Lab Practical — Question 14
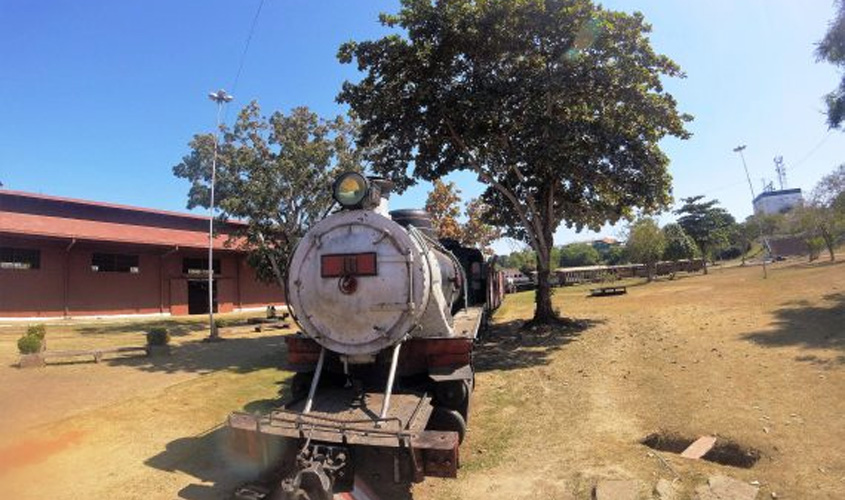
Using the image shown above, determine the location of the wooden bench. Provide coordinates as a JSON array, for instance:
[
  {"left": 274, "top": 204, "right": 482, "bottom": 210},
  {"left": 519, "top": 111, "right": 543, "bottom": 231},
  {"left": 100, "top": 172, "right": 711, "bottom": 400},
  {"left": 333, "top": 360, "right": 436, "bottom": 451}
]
[
  {"left": 589, "top": 286, "right": 627, "bottom": 297},
  {"left": 41, "top": 346, "right": 149, "bottom": 364}
]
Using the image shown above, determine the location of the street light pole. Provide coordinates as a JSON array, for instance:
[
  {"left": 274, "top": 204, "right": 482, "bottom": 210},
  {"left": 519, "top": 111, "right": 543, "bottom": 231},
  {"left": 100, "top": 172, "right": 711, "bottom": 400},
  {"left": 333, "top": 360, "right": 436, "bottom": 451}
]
[
  {"left": 207, "top": 89, "right": 233, "bottom": 340},
  {"left": 733, "top": 145, "right": 767, "bottom": 279}
]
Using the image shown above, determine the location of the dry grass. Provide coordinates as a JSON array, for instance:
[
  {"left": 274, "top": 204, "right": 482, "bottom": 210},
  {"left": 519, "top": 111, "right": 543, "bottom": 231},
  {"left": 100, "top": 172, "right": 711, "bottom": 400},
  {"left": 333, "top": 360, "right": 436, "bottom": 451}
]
[
  {"left": 416, "top": 257, "right": 845, "bottom": 500},
  {"left": 0, "top": 258, "right": 843, "bottom": 499}
]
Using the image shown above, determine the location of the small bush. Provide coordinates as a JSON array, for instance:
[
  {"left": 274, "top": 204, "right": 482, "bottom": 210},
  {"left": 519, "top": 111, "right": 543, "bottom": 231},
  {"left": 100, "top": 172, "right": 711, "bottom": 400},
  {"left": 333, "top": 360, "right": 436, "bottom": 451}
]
[
  {"left": 26, "top": 324, "right": 47, "bottom": 340},
  {"left": 18, "top": 334, "right": 42, "bottom": 354},
  {"left": 146, "top": 327, "right": 170, "bottom": 346}
]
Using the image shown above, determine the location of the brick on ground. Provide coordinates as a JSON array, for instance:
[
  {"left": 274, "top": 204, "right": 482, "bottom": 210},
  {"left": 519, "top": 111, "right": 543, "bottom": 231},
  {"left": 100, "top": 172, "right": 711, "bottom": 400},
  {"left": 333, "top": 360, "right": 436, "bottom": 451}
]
[{"left": 681, "top": 436, "right": 717, "bottom": 459}]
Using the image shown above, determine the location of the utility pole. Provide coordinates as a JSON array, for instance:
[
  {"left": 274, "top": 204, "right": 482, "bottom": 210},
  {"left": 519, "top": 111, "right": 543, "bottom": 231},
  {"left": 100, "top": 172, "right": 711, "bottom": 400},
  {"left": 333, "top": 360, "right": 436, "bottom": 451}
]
[
  {"left": 733, "top": 145, "right": 767, "bottom": 279},
  {"left": 207, "top": 89, "right": 234, "bottom": 341}
]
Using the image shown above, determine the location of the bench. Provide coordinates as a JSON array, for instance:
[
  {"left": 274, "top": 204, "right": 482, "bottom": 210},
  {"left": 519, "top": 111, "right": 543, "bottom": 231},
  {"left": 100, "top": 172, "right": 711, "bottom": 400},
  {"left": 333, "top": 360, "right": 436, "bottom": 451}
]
[
  {"left": 589, "top": 286, "right": 627, "bottom": 297},
  {"left": 41, "top": 346, "right": 150, "bottom": 364}
]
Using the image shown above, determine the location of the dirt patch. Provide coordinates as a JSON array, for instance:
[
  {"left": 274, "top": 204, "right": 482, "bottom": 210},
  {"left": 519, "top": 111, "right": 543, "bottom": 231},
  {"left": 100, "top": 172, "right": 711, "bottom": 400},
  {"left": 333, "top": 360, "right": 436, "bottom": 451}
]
[
  {"left": 641, "top": 432, "right": 761, "bottom": 469},
  {"left": 0, "top": 430, "right": 86, "bottom": 474}
]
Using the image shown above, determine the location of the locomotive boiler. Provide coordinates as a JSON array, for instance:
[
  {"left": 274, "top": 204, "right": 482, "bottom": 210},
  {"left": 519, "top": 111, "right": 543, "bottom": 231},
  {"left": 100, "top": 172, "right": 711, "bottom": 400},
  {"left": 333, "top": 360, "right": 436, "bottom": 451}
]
[{"left": 227, "top": 172, "right": 499, "bottom": 500}]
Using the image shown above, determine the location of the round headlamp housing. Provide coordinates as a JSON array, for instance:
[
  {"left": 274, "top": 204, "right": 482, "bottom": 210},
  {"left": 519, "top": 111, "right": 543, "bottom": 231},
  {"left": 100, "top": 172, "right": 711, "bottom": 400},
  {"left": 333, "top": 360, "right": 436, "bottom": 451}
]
[{"left": 332, "top": 172, "right": 369, "bottom": 208}]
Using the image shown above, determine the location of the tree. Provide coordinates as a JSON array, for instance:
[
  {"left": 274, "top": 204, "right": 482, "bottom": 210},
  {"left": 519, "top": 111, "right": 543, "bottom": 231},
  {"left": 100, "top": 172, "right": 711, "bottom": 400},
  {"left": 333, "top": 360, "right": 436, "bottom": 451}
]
[
  {"left": 603, "top": 245, "right": 627, "bottom": 265},
  {"left": 801, "top": 165, "right": 845, "bottom": 260},
  {"left": 817, "top": 0, "right": 845, "bottom": 129},
  {"left": 731, "top": 219, "right": 759, "bottom": 266},
  {"left": 626, "top": 217, "right": 665, "bottom": 282},
  {"left": 558, "top": 243, "right": 600, "bottom": 267},
  {"left": 662, "top": 223, "right": 696, "bottom": 276},
  {"left": 338, "top": 0, "right": 691, "bottom": 323},
  {"left": 499, "top": 249, "right": 538, "bottom": 275},
  {"left": 675, "top": 196, "right": 736, "bottom": 274},
  {"left": 425, "top": 179, "right": 464, "bottom": 239},
  {"left": 461, "top": 198, "right": 502, "bottom": 254},
  {"left": 172, "top": 102, "right": 362, "bottom": 287}
]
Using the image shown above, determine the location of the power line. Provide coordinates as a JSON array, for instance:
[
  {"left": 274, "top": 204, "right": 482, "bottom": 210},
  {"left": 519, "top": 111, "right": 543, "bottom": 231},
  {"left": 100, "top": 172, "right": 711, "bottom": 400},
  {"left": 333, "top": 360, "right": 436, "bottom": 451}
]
[
  {"left": 792, "top": 130, "right": 833, "bottom": 169},
  {"left": 225, "top": 0, "right": 267, "bottom": 121}
]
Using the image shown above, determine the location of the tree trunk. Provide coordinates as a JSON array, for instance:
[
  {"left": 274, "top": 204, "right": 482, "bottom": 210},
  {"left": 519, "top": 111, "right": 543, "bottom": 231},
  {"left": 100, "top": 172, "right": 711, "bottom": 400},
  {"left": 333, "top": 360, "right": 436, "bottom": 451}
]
[
  {"left": 534, "top": 259, "right": 555, "bottom": 322},
  {"left": 531, "top": 184, "right": 557, "bottom": 324},
  {"left": 647, "top": 263, "right": 655, "bottom": 282},
  {"left": 822, "top": 230, "right": 836, "bottom": 261}
]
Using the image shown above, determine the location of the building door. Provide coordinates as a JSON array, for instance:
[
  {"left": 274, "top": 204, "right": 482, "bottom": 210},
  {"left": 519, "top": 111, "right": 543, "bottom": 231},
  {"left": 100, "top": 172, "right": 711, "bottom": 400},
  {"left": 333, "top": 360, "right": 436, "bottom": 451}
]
[{"left": 187, "top": 280, "right": 218, "bottom": 314}]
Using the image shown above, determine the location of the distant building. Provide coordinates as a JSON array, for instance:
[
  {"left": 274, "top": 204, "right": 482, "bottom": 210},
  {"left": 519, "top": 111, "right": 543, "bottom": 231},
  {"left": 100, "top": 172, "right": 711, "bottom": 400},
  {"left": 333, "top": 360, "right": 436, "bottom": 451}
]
[
  {"left": 753, "top": 188, "right": 803, "bottom": 215},
  {"left": 589, "top": 237, "right": 620, "bottom": 252},
  {"left": 0, "top": 190, "right": 284, "bottom": 319},
  {"left": 501, "top": 268, "right": 530, "bottom": 282}
]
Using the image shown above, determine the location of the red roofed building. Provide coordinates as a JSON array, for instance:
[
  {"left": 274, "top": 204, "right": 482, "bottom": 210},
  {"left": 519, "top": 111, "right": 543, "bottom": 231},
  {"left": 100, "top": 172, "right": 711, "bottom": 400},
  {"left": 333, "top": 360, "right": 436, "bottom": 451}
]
[{"left": 0, "top": 190, "right": 285, "bottom": 319}]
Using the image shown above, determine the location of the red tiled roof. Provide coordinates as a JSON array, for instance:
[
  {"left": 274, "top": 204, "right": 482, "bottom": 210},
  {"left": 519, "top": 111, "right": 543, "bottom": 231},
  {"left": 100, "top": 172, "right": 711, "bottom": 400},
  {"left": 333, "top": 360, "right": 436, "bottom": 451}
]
[
  {"left": 0, "top": 189, "right": 238, "bottom": 223},
  {"left": 0, "top": 189, "right": 246, "bottom": 250}
]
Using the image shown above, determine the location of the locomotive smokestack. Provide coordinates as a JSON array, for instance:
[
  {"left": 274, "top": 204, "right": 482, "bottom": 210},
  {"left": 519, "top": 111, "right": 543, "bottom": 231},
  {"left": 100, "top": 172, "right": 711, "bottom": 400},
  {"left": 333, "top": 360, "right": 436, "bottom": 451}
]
[{"left": 369, "top": 177, "right": 393, "bottom": 216}]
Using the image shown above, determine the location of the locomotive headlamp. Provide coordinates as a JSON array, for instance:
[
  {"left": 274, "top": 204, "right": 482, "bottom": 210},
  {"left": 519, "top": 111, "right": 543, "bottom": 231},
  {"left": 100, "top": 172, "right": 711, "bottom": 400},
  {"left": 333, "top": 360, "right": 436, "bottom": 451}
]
[{"left": 333, "top": 172, "right": 369, "bottom": 208}]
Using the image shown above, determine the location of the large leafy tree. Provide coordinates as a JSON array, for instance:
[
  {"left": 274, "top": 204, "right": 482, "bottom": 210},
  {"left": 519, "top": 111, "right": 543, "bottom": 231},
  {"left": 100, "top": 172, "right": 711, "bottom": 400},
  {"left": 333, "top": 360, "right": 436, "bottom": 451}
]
[
  {"left": 817, "top": 0, "right": 845, "bottom": 129},
  {"left": 626, "top": 217, "right": 665, "bottom": 282},
  {"left": 675, "top": 196, "right": 736, "bottom": 274},
  {"left": 173, "top": 102, "right": 363, "bottom": 287},
  {"left": 338, "top": 0, "right": 691, "bottom": 323}
]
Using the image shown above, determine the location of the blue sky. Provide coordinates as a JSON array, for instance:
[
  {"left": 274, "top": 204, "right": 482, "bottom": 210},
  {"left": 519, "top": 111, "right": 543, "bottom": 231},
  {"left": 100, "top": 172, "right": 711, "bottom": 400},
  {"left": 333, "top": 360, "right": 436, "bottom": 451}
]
[{"left": 1, "top": 0, "right": 842, "bottom": 255}]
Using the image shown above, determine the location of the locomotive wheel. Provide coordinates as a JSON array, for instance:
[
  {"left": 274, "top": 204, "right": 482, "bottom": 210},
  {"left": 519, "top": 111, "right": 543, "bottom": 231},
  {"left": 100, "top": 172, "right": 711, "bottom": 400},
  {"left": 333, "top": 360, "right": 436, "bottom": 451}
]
[
  {"left": 434, "top": 380, "right": 470, "bottom": 411},
  {"left": 290, "top": 373, "right": 313, "bottom": 401},
  {"left": 427, "top": 407, "right": 467, "bottom": 444}
]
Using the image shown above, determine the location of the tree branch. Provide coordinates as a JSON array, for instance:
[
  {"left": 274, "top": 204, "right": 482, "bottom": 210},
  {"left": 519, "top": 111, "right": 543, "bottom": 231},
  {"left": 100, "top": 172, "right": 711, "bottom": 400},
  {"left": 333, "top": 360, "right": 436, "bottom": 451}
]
[{"left": 444, "top": 120, "right": 546, "bottom": 253}]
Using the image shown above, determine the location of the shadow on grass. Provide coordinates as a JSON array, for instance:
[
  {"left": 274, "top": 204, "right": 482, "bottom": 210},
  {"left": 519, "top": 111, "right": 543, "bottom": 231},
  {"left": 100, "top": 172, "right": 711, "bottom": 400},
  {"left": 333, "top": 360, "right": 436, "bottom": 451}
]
[
  {"left": 742, "top": 292, "right": 844, "bottom": 363},
  {"left": 77, "top": 317, "right": 253, "bottom": 338},
  {"left": 106, "top": 334, "right": 289, "bottom": 375},
  {"left": 475, "top": 317, "right": 602, "bottom": 372},
  {"left": 144, "top": 420, "right": 290, "bottom": 500}
]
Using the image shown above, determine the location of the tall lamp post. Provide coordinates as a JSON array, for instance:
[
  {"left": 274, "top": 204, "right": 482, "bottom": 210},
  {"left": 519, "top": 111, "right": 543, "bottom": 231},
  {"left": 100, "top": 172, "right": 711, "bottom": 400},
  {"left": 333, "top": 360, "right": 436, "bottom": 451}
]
[
  {"left": 733, "top": 145, "right": 767, "bottom": 279},
  {"left": 207, "top": 89, "right": 233, "bottom": 341}
]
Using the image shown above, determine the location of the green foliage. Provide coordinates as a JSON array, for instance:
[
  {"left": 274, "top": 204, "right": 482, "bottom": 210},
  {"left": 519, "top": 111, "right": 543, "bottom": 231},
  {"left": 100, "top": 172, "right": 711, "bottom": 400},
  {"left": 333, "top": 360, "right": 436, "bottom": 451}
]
[
  {"left": 807, "top": 236, "right": 825, "bottom": 261},
  {"left": 675, "top": 196, "right": 736, "bottom": 270},
  {"left": 662, "top": 223, "right": 697, "bottom": 262},
  {"left": 798, "top": 165, "right": 845, "bottom": 260},
  {"left": 498, "top": 249, "right": 537, "bottom": 275},
  {"left": 173, "top": 102, "right": 363, "bottom": 285},
  {"left": 603, "top": 245, "right": 628, "bottom": 265},
  {"left": 626, "top": 217, "right": 666, "bottom": 281},
  {"left": 17, "top": 334, "right": 42, "bottom": 354},
  {"left": 338, "top": 0, "right": 691, "bottom": 321},
  {"left": 146, "top": 327, "right": 170, "bottom": 346},
  {"left": 26, "top": 324, "right": 47, "bottom": 340},
  {"left": 559, "top": 243, "right": 600, "bottom": 267},
  {"left": 817, "top": 1, "right": 845, "bottom": 129}
]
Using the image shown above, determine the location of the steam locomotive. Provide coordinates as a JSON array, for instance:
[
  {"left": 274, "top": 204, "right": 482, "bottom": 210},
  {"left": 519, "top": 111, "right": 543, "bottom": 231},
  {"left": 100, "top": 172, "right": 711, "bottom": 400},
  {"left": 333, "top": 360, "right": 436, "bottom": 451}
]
[{"left": 228, "top": 172, "right": 503, "bottom": 500}]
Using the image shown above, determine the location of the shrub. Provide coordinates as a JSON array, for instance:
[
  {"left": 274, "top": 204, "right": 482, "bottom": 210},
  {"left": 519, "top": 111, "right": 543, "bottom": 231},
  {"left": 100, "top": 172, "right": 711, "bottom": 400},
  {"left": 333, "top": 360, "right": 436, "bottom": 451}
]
[
  {"left": 26, "top": 324, "right": 47, "bottom": 340},
  {"left": 146, "top": 327, "right": 170, "bottom": 346},
  {"left": 18, "top": 334, "right": 42, "bottom": 354}
]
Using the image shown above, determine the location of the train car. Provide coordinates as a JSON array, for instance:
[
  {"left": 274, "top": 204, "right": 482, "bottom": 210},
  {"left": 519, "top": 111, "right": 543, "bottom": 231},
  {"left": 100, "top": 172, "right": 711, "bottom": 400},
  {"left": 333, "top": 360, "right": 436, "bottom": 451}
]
[{"left": 227, "top": 172, "right": 500, "bottom": 500}]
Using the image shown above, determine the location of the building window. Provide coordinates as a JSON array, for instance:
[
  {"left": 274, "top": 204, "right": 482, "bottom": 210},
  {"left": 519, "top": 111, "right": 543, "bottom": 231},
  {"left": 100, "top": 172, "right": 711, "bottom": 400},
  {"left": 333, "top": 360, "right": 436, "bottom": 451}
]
[
  {"left": 91, "top": 253, "right": 139, "bottom": 273},
  {"left": 183, "top": 257, "right": 221, "bottom": 276},
  {"left": 0, "top": 247, "right": 40, "bottom": 270}
]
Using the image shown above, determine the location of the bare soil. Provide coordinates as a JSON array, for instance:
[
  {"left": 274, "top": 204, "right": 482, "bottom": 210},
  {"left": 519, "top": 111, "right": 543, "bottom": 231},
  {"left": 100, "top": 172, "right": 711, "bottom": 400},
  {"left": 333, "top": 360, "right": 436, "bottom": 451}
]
[{"left": 0, "top": 258, "right": 843, "bottom": 499}]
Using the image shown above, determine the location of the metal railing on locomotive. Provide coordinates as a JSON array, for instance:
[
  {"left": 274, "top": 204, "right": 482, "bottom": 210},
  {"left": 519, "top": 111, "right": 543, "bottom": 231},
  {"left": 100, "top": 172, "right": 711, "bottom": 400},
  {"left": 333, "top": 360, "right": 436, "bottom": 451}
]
[{"left": 288, "top": 174, "right": 467, "bottom": 423}]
